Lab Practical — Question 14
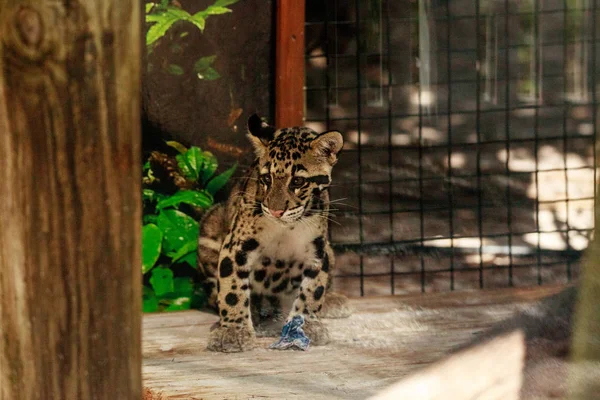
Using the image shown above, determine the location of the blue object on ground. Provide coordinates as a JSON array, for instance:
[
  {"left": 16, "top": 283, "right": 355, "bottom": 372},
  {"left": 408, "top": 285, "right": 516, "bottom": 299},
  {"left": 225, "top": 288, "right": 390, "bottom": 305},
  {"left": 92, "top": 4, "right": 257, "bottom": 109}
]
[{"left": 269, "top": 315, "right": 310, "bottom": 351}]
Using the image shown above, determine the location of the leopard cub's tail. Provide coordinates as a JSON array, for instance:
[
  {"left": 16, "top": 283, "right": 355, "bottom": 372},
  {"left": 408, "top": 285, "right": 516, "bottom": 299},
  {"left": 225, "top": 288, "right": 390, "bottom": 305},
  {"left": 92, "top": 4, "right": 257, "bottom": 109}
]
[{"left": 197, "top": 203, "right": 228, "bottom": 310}]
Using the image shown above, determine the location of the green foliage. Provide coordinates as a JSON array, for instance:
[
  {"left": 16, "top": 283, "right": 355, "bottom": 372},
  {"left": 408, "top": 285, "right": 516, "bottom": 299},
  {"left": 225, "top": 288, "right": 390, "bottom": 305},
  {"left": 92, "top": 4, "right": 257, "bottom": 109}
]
[
  {"left": 142, "top": 224, "right": 163, "bottom": 274},
  {"left": 146, "top": 5, "right": 206, "bottom": 46},
  {"left": 142, "top": 140, "right": 236, "bottom": 312},
  {"left": 150, "top": 267, "right": 175, "bottom": 296},
  {"left": 156, "top": 190, "right": 213, "bottom": 210},
  {"left": 157, "top": 209, "right": 199, "bottom": 257},
  {"left": 206, "top": 163, "right": 237, "bottom": 196},
  {"left": 194, "top": 56, "right": 221, "bottom": 81},
  {"left": 167, "top": 64, "right": 185, "bottom": 75},
  {"left": 145, "top": 0, "right": 239, "bottom": 78}
]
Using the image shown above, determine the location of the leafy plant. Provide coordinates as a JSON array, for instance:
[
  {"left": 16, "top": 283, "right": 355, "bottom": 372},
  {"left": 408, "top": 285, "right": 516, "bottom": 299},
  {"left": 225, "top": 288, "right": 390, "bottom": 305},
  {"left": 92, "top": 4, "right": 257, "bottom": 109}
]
[
  {"left": 145, "top": 0, "right": 239, "bottom": 79},
  {"left": 142, "top": 140, "right": 236, "bottom": 312}
]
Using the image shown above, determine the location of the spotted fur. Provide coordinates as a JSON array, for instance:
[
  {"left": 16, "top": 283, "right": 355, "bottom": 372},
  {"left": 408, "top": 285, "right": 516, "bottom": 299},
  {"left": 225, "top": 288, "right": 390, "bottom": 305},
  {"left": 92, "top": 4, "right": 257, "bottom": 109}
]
[{"left": 198, "top": 114, "right": 351, "bottom": 352}]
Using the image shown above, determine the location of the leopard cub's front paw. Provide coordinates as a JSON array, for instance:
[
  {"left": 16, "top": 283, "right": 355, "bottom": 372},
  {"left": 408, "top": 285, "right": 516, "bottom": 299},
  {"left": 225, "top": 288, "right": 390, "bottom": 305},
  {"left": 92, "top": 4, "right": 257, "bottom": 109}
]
[
  {"left": 207, "top": 323, "right": 255, "bottom": 353},
  {"left": 303, "top": 319, "right": 330, "bottom": 346}
]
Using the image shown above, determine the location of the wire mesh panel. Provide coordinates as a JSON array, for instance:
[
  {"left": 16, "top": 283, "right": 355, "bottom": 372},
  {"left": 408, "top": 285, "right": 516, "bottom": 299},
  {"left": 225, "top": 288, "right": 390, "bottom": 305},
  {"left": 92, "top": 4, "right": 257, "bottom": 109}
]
[{"left": 304, "top": 0, "right": 598, "bottom": 296}]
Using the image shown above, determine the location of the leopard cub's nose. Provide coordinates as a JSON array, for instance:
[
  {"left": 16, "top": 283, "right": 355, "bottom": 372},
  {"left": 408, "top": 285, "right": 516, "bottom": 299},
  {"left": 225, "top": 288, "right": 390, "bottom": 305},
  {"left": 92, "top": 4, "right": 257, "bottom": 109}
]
[{"left": 269, "top": 209, "right": 284, "bottom": 218}]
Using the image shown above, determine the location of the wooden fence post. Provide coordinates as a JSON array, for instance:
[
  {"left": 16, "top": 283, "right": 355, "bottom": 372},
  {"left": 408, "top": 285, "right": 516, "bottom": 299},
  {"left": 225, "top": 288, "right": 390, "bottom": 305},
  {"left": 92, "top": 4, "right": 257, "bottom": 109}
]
[
  {"left": 568, "top": 143, "right": 600, "bottom": 397},
  {"left": 0, "top": 1, "right": 141, "bottom": 399},
  {"left": 275, "top": 0, "right": 305, "bottom": 127}
]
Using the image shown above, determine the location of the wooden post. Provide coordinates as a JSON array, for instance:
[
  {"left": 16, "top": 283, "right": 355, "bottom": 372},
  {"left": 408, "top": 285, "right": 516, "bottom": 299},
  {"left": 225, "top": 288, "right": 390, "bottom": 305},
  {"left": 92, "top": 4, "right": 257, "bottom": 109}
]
[
  {"left": 568, "top": 142, "right": 600, "bottom": 397},
  {"left": 275, "top": 0, "right": 305, "bottom": 127},
  {"left": 0, "top": 1, "right": 141, "bottom": 399}
]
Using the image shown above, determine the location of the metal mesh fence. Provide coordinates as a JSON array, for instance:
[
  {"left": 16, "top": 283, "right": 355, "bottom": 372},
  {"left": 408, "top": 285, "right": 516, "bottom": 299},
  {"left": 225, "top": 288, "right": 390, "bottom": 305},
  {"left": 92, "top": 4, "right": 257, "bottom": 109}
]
[{"left": 304, "top": 0, "right": 598, "bottom": 296}]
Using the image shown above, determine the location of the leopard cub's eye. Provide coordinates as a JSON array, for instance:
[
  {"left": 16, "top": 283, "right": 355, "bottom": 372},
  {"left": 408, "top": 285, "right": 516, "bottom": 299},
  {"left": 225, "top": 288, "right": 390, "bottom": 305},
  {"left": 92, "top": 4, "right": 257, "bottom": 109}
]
[
  {"left": 260, "top": 174, "right": 272, "bottom": 185},
  {"left": 290, "top": 176, "right": 306, "bottom": 188}
]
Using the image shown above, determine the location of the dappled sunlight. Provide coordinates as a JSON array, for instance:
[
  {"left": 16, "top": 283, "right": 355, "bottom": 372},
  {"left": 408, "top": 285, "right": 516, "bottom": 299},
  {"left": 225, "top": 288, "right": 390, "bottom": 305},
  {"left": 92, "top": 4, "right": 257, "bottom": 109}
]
[
  {"left": 495, "top": 145, "right": 595, "bottom": 251},
  {"left": 347, "top": 130, "right": 371, "bottom": 145},
  {"left": 443, "top": 152, "right": 467, "bottom": 169},
  {"left": 410, "top": 89, "right": 436, "bottom": 107}
]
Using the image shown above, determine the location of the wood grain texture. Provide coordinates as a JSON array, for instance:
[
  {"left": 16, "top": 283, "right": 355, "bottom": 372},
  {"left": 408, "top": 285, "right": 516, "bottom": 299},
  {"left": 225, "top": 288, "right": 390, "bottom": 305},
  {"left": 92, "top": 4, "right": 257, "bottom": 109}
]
[
  {"left": 568, "top": 121, "right": 600, "bottom": 399},
  {"left": 142, "top": 285, "right": 565, "bottom": 399},
  {"left": 275, "top": 0, "right": 305, "bottom": 127},
  {"left": 0, "top": 1, "right": 141, "bottom": 399},
  {"left": 368, "top": 331, "right": 525, "bottom": 400}
]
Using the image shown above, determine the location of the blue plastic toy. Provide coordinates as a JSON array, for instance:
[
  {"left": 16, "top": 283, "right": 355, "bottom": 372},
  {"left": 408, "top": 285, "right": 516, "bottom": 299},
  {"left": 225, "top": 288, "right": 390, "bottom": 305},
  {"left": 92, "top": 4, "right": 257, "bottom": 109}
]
[{"left": 269, "top": 315, "right": 310, "bottom": 351}]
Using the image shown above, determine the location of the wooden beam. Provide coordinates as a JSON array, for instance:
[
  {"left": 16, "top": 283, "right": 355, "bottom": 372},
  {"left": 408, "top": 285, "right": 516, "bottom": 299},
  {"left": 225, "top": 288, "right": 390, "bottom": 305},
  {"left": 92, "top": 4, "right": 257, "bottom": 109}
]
[
  {"left": 368, "top": 331, "right": 525, "bottom": 400},
  {"left": 0, "top": 1, "right": 141, "bottom": 399},
  {"left": 275, "top": 0, "right": 305, "bottom": 127}
]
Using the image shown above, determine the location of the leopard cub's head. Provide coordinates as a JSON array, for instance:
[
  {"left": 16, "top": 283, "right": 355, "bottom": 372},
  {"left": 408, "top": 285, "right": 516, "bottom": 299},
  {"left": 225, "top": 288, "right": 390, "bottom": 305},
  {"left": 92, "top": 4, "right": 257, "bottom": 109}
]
[{"left": 246, "top": 114, "right": 343, "bottom": 224}]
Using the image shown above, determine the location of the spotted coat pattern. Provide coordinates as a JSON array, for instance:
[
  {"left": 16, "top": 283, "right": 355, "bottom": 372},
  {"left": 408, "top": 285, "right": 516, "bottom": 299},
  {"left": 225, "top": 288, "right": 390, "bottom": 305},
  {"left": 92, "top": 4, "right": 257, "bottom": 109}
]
[{"left": 198, "top": 115, "right": 347, "bottom": 352}]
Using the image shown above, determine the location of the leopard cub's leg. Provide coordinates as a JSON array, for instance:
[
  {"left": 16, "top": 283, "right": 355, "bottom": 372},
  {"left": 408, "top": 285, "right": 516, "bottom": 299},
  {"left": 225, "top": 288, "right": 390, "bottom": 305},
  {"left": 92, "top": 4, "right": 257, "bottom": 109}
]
[
  {"left": 287, "top": 236, "right": 332, "bottom": 345},
  {"left": 207, "top": 234, "right": 261, "bottom": 353},
  {"left": 320, "top": 243, "right": 353, "bottom": 319}
]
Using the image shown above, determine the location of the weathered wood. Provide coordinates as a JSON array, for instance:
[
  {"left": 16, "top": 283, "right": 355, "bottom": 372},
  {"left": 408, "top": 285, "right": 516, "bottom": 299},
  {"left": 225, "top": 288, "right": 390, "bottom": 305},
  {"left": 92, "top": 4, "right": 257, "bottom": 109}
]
[
  {"left": 275, "top": 0, "right": 305, "bottom": 127},
  {"left": 0, "top": 1, "right": 141, "bottom": 399},
  {"left": 142, "top": 285, "right": 564, "bottom": 399},
  {"left": 368, "top": 331, "right": 525, "bottom": 400},
  {"left": 568, "top": 126, "right": 600, "bottom": 399}
]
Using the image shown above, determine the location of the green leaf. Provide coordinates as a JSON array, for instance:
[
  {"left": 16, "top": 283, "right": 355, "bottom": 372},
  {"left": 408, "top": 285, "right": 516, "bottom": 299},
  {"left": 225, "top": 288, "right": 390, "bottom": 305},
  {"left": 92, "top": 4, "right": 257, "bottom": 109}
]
[
  {"left": 166, "top": 141, "right": 188, "bottom": 154},
  {"left": 164, "top": 297, "right": 191, "bottom": 311},
  {"left": 150, "top": 267, "right": 174, "bottom": 296},
  {"left": 143, "top": 189, "right": 166, "bottom": 204},
  {"left": 142, "top": 224, "right": 163, "bottom": 274},
  {"left": 197, "top": 67, "right": 220, "bottom": 81},
  {"left": 179, "top": 251, "right": 197, "bottom": 268},
  {"left": 167, "top": 64, "right": 185, "bottom": 75},
  {"left": 170, "top": 240, "right": 197, "bottom": 263},
  {"left": 195, "top": 0, "right": 239, "bottom": 20},
  {"left": 176, "top": 146, "right": 214, "bottom": 182},
  {"left": 184, "top": 147, "right": 204, "bottom": 180},
  {"left": 200, "top": 151, "right": 218, "bottom": 184},
  {"left": 143, "top": 189, "right": 154, "bottom": 201},
  {"left": 194, "top": 56, "right": 220, "bottom": 80},
  {"left": 145, "top": 13, "right": 164, "bottom": 22},
  {"left": 213, "top": 0, "right": 240, "bottom": 6},
  {"left": 175, "top": 153, "right": 194, "bottom": 180},
  {"left": 146, "top": 13, "right": 178, "bottom": 46},
  {"left": 203, "top": 6, "right": 232, "bottom": 15},
  {"left": 193, "top": 55, "right": 216, "bottom": 72},
  {"left": 143, "top": 161, "right": 151, "bottom": 171},
  {"left": 188, "top": 14, "right": 206, "bottom": 31},
  {"left": 173, "top": 277, "right": 194, "bottom": 297},
  {"left": 146, "top": 7, "right": 196, "bottom": 46},
  {"left": 206, "top": 163, "right": 237, "bottom": 195},
  {"left": 145, "top": 3, "right": 155, "bottom": 13},
  {"left": 156, "top": 209, "right": 199, "bottom": 255},
  {"left": 143, "top": 286, "right": 159, "bottom": 313},
  {"left": 156, "top": 190, "right": 213, "bottom": 210}
]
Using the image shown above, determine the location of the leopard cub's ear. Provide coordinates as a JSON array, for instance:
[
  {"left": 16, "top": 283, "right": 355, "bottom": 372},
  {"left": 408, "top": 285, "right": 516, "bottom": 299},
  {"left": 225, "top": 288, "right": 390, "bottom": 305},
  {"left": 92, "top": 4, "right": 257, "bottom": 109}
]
[
  {"left": 247, "top": 114, "right": 276, "bottom": 157},
  {"left": 311, "top": 130, "right": 343, "bottom": 165}
]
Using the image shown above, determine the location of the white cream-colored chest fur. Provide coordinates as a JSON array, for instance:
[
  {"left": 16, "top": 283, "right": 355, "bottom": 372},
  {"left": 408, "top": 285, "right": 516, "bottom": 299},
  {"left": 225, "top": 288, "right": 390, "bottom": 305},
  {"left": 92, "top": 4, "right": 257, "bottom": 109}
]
[{"left": 248, "top": 215, "right": 323, "bottom": 297}]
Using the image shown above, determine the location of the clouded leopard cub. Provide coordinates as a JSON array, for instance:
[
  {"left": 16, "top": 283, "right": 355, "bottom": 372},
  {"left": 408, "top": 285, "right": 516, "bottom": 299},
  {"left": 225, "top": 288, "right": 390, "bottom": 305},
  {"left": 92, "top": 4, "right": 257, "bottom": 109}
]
[{"left": 197, "top": 114, "right": 351, "bottom": 352}]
